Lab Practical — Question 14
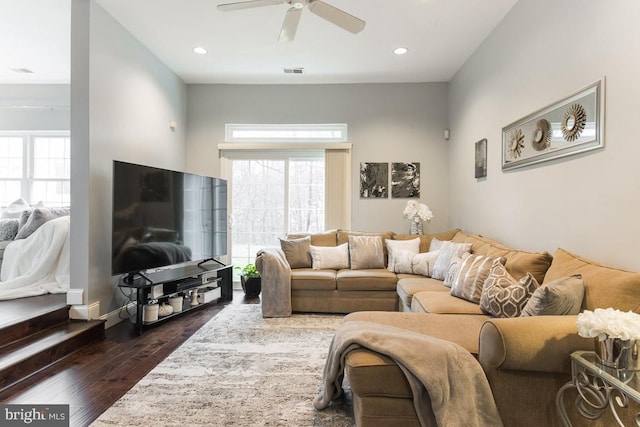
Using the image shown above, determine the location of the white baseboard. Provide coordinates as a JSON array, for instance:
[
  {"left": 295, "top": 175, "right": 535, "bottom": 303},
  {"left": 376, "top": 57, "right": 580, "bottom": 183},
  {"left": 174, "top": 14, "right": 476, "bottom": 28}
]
[
  {"left": 69, "top": 301, "right": 100, "bottom": 320},
  {"left": 100, "top": 302, "right": 136, "bottom": 329}
]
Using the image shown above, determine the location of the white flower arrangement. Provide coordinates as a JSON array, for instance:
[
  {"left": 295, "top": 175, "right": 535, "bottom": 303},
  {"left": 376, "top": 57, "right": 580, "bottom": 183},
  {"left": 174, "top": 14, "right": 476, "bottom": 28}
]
[
  {"left": 576, "top": 308, "right": 640, "bottom": 341},
  {"left": 403, "top": 200, "right": 433, "bottom": 223}
]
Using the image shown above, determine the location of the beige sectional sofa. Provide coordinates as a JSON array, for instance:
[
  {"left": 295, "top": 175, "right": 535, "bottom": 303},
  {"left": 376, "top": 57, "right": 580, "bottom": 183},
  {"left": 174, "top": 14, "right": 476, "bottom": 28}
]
[{"left": 257, "top": 229, "right": 640, "bottom": 426}]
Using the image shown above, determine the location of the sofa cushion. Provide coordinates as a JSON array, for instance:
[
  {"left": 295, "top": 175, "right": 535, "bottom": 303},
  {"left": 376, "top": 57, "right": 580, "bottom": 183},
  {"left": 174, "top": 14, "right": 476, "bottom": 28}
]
[
  {"left": 397, "top": 277, "right": 449, "bottom": 310},
  {"left": 450, "top": 253, "right": 506, "bottom": 304},
  {"left": 452, "top": 231, "right": 553, "bottom": 284},
  {"left": 521, "top": 274, "right": 584, "bottom": 316},
  {"left": 279, "top": 236, "right": 312, "bottom": 268},
  {"left": 309, "top": 243, "right": 349, "bottom": 270},
  {"left": 336, "top": 269, "right": 398, "bottom": 291},
  {"left": 392, "top": 228, "right": 460, "bottom": 253},
  {"left": 287, "top": 229, "right": 337, "bottom": 247},
  {"left": 411, "top": 291, "right": 485, "bottom": 315},
  {"left": 290, "top": 268, "right": 337, "bottom": 291},
  {"left": 349, "top": 235, "right": 385, "bottom": 269},
  {"left": 543, "top": 248, "right": 640, "bottom": 313},
  {"left": 386, "top": 238, "right": 420, "bottom": 273},
  {"left": 480, "top": 263, "right": 539, "bottom": 318},
  {"left": 430, "top": 240, "right": 472, "bottom": 280}
]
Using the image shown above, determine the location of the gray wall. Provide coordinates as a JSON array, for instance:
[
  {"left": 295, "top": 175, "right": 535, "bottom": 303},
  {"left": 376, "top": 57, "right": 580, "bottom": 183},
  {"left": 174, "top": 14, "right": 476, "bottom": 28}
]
[
  {"left": 448, "top": 0, "right": 640, "bottom": 271},
  {"left": 0, "top": 84, "right": 69, "bottom": 130},
  {"left": 71, "top": 0, "right": 187, "bottom": 315},
  {"left": 186, "top": 83, "right": 450, "bottom": 234}
]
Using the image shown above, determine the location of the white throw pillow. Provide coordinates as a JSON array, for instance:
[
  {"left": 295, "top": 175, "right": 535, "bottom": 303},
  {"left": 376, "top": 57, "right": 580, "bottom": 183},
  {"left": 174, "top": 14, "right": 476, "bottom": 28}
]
[
  {"left": 386, "top": 238, "right": 420, "bottom": 272},
  {"left": 431, "top": 240, "right": 472, "bottom": 280},
  {"left": 411, "top": 250, "right": 440, "bottom": 277},
  {"left": 387, "top": 249, "right": 415, "bottom": 274},
  {"left": 310, "top": 243, "right": 350, "bottom": 270},
  {"left": 0, "top": 198, "right": 30, "bottom": 219}
]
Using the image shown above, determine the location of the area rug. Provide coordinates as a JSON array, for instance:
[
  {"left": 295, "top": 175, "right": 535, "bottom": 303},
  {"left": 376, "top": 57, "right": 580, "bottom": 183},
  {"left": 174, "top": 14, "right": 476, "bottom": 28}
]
[{"left": 92, "top": 304, "right": 354, "bottom": 426}]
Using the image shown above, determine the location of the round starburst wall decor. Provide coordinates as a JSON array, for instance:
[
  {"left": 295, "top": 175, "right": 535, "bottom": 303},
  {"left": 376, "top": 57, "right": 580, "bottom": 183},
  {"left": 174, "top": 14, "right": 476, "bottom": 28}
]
[
  {"left": 532, "top": 119, "right": 551, "bottom": 151},
  {"left": 508, "top": 128, "right": 525, "bottom": 159},
  {"left": 561, "top": 103, "right": 587, "bottom": 142}
]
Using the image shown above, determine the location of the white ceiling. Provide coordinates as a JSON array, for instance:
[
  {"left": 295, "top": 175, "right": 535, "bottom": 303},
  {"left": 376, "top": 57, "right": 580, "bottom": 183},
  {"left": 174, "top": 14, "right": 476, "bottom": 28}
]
[{"left": 1, "top": 0, "right": 518, "bottom": 85}]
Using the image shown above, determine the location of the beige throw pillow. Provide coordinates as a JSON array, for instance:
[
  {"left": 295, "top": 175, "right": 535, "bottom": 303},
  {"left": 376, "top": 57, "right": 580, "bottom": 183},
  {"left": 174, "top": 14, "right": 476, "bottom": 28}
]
[
  {"left": 386, "top": 238, "right": 420, "bottom": 272},
  {"left": 279, "top": 236, "right": 312, "bottom": 268},
  {"left": 349, "top": 235, "right": 384, "bottom": 269},
  {"left": 310, "top": 243, "right": 350, "bottom": 270},
  {"left": 412, "top": 250, "right": 440, "bottom": 277},
  {"left": 520, "top": 274, "right": 584, "bottom": 316},
  {"left": 450, "top": 253, "right": 506, "bottom": 303},
  {"left": 431, "top": 240, "right": 472, "bottom": 280},
  {"left": 480, "top": 263, "right": 539, "bottom": 317}
]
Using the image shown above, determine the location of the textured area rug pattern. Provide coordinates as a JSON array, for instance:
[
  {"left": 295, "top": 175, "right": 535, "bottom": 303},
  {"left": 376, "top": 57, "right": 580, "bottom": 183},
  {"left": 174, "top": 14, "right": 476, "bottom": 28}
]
[{"left": 92, "top": 305, "right": 354, "bottom": 426}]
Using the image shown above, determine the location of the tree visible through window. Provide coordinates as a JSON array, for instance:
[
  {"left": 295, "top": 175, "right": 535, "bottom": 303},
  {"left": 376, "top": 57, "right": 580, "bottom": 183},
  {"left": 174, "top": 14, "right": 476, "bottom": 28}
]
[{"left": 231, "top": 157, "right": 324, "bottom": 275}]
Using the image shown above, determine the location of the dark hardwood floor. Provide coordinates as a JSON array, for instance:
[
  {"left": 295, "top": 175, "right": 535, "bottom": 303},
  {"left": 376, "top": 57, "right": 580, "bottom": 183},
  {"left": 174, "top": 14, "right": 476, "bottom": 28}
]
[{"left": 0, "top": 291, "right": 259, "bottom": 427}]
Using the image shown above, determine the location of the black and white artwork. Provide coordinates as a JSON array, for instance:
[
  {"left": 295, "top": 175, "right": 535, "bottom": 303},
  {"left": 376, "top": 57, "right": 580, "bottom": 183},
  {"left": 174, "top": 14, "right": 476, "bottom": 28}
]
[
  {"left": 391, "top": 162, "right": 420, "bottom": 198},
  {"left": 475, "top": 139, "right": 487, "bottom": 178},
  {"left": 360, "top": 163, "right": 388, "bottom": 198}
]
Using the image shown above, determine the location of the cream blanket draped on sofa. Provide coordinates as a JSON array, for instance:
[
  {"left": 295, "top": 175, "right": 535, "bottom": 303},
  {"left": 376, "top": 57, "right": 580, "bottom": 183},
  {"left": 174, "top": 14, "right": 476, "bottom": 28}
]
[{"left": 314, "top": 320, "right": 503, "bottom": 427}]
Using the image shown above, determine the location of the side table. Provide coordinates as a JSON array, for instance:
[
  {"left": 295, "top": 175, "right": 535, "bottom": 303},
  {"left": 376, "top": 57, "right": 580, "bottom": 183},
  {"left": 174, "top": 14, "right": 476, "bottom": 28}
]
[{"left": 556, "top": 350, "right": 640, "bottom": 426}]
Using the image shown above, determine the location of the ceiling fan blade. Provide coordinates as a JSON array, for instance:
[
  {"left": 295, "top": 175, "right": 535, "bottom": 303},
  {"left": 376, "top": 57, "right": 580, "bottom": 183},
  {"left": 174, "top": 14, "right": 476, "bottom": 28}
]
[
  {"left": 217, "top": 0, "right": 285, "bottom": 12},
  {"left": 278, "top": 7, "right": 302, "bottom": 43},
  {"left": 308, "top": 0, "right": 365, "bottom": 34}
]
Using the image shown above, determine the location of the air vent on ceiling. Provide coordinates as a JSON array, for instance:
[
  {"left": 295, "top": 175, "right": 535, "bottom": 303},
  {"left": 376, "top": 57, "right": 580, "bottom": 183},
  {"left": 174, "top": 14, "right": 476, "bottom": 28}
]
[
  {"left": 283, "top": 67, "right": 304, "bottom": 74},
  {"left": 11, "top": 68, "right": 34, "bottom": 74}
]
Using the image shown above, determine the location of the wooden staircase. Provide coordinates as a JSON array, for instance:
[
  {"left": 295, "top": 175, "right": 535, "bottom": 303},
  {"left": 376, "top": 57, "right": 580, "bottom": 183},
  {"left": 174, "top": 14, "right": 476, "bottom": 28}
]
[{"left": 0, "top": 295, "right": 105, "bottom": 392}]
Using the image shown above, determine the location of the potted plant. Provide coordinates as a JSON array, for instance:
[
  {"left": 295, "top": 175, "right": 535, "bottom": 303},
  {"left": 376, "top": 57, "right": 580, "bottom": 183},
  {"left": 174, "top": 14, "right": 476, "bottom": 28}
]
[{"left": 239, "top": 263, "right": 261, "bottom": 298}]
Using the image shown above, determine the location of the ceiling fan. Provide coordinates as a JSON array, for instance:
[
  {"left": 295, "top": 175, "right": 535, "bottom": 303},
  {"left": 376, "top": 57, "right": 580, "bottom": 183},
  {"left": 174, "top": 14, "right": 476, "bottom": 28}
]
[{"left": 217, "top": 0, "right": 366, "bottom": 43}]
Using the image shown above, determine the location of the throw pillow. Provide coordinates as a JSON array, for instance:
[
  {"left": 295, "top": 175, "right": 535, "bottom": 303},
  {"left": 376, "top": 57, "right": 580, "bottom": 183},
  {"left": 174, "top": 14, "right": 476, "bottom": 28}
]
[
  {"left": 310, "top": 243, "right": 350, "bottom": 270},
  {"left": 450, "top": 253, "right": 506, "bottom": 303},
  {"left": 15, "top": 207, "right": 70, "bottom": 240},
  {"left": 0, "top": 198, "right": 30, "bottom": 219},
  {"left": 443, "top": 255, "right": 462, "bottom": 287},
  {"left": 386, "top": 238, "right": 420, "bottom": 272},
  {"left": 279, "top": 236, "right": 312, "bottom": 268},
  {"left": 411, "top": 250, "right": 440, "bottom": 277},
  {"left": 480, "top": 263, "right": 539, "bottom": 318},
  {"left": 349, "top": 235, "right": 384, "bottom": 269},
  {"left": 431, "top": 240, "right": 472, "bottom": 280},
  {"left": 520, "top": 274, "right": 584, "bottom": 317},
  {"left": 0, "top": 218, "right": 19, "bottom": 240},
  {"left": 387, "top": 249, "right": 415, "bottom": 274}
]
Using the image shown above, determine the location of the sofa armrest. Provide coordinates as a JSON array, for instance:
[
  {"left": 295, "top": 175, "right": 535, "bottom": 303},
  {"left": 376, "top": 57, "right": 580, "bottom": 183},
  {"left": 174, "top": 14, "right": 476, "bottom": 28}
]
[{"left": 478, "top": 315, "right": 593, "bottom": 374}]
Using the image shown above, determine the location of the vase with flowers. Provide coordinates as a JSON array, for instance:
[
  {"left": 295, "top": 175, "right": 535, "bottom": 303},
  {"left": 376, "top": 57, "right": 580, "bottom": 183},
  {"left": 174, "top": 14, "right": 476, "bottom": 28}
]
[
  {"left": 403, "top": 200, "right": 433, "bottom": 235},
  {"left": 576, "top": 308, "right": 640, "bottom": 370}
]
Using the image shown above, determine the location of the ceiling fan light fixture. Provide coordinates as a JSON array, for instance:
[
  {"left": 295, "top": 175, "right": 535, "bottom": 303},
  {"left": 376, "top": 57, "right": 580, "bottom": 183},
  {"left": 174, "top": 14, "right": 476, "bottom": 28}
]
[
  {"left": 393, "top": 47, "right": 409, "bottom": 55},
  {"left": 193, "top": 46, "right": 208, "bottom": 55}
]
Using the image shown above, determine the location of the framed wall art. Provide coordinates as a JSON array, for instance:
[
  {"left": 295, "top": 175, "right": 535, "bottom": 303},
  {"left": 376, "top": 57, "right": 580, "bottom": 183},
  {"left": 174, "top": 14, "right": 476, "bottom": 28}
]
[
  {"left": 391, "top": 162, "right": 420, "bottom": 198},
  {"left": 360, "top": 162, "right": 388, "bottom": 198},
  {"left": 475, "top": 139, "right": 487, "bottom": 178},
  {"left": 502, "top": 79, "right": 605, "bottom": 171}
]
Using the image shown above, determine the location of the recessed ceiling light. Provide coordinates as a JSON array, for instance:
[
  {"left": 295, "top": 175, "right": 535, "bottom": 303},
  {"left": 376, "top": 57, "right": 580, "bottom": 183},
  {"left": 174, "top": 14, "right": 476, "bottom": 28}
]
[
  {"left": 393, "top": 47, "right": 409, "bottom": 55},
  {"left": 193, "top": 47, "right": 208, "bottom": 55}
]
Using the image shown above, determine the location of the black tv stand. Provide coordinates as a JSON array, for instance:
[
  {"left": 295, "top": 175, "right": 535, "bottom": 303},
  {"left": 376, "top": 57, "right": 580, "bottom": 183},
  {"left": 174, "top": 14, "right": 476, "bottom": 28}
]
[
  {"left": 197, "top": 257, "right": 226, "bottom": 268},
  {"left": 118, "top": 263, "right": 232, "bottom": 334}
]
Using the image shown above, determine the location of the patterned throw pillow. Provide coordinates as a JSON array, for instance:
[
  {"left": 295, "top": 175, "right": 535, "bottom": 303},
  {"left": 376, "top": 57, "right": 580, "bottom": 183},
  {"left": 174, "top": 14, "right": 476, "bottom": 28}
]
[
  {"left": 0, "top": 218, "right": 19, "bottom": 241},
  {"left": 443, "top": 255, "right": 463, "bottom": 287},
  {"left": 520, "top": 274, "right": 584, "bottom": 316},
  {"left": 386, "top": 238, "right": 420, "bottom": 272},
  {"left": 310, "top": 243, "right": 350, "bottom": 270},
  {"left": 412, "top": 250, "right": 440, "bottom": 277},
  {"left": 279, "top": 236, "right": 312, "bottom": 268},
  {"left": 450, "top": 253, "right": 506, "bottom": 303},
  {"left": 480, "top": 263, "right": 539, "bottom": 317},
  {"left": 349, "top": 235, "right": 385, "bottom": 269},
  {"left": 431, "top": 240, "right": 472, "bottom": 280}
]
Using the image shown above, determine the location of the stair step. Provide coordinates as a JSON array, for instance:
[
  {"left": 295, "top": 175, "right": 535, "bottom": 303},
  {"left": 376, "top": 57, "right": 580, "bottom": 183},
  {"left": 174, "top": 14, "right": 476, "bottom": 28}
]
[
  {"left": 0, "top": 305, "right": 69, "bottom": 349},
  {"left": 0, "top": 320, "right": 105, "bottom": 392}
]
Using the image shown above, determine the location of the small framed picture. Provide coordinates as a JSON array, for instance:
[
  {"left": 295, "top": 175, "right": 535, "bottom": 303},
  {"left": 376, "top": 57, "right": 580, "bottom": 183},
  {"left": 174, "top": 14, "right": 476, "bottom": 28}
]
[
  {"left": 360, "top": 162, "right": 388, "bottom": 198},
  {"left": 475, "top": 139, "right": 487, "bottom": 179}
]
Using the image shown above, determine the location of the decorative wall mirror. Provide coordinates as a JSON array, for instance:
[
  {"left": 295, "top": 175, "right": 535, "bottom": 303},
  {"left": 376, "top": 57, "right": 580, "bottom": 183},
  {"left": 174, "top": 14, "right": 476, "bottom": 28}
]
[{"left": 502, "top": 79, "right": 605, "bottom": 171}]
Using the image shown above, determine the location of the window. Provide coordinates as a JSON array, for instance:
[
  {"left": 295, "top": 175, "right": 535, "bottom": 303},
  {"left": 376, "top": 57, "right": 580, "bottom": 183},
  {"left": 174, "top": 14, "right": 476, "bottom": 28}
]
[
  {"left": 0, "top": 132, "right": 71, "bottom": 207},
  {"left": 226, "top": 123, "right": 348, "bottom": 142}
]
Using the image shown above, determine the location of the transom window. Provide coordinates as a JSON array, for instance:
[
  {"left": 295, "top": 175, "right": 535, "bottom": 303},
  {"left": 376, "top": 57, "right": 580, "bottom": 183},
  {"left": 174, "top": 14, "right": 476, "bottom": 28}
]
[
  {"left": 225, "top": 123, "right": 348, "bottom": 142},
  {"left": 0, "top": 132, "right": 71, "bottom": 207}
]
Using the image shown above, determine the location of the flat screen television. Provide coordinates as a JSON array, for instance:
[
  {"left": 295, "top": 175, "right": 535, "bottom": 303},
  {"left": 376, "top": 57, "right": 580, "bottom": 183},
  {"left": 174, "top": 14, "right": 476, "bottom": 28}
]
[{"left": 111, "top": 160, "right": 227, "bottom": 278}]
